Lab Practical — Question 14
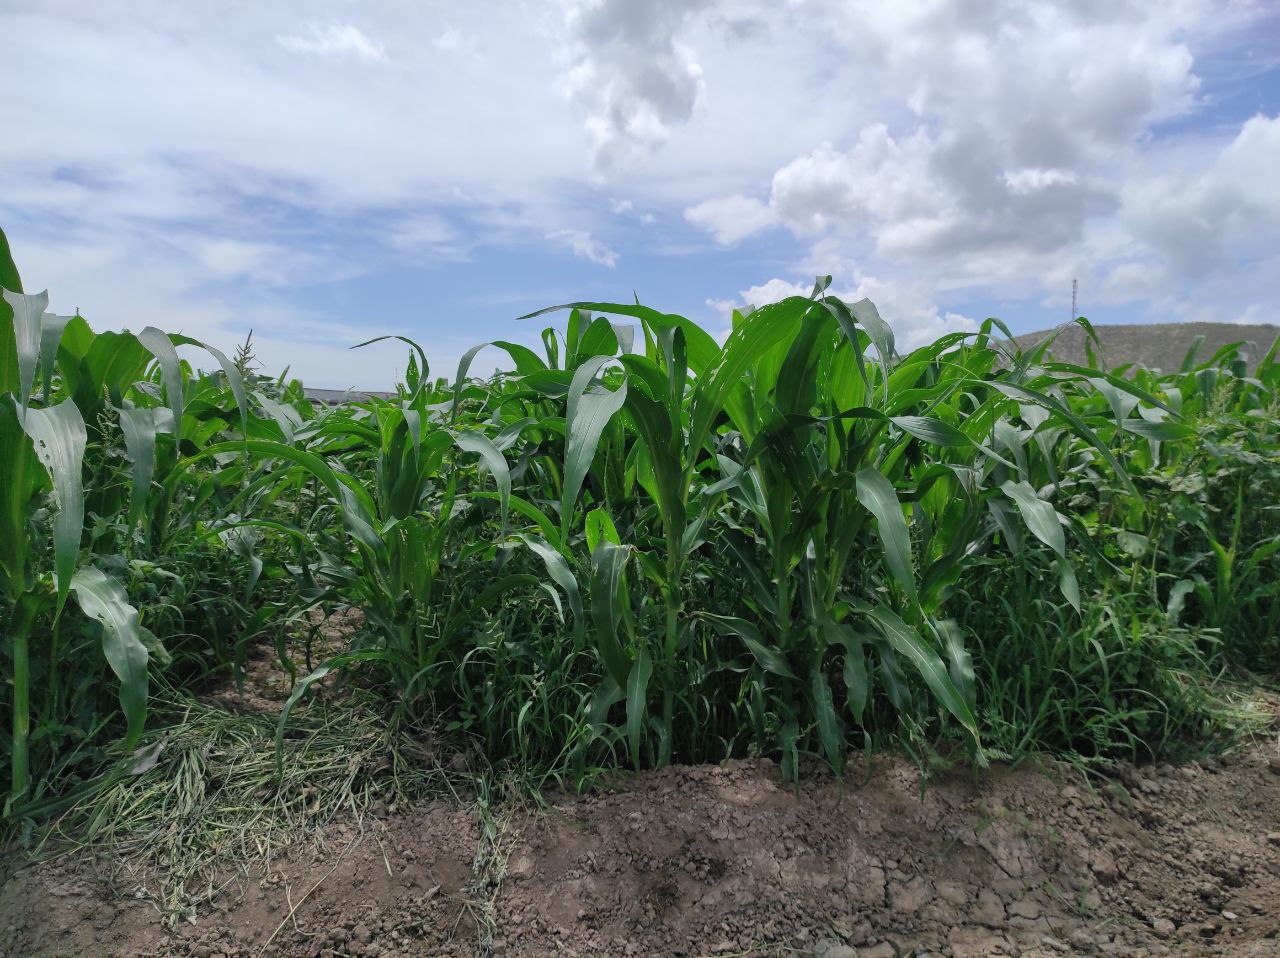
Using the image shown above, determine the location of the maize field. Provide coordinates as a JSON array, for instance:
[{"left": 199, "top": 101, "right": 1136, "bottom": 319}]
[{"left": 2, "top": 222, "right": 1279, "bottom": 825}]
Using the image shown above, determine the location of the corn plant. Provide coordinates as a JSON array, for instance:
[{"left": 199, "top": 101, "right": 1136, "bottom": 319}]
[{"left": 1, "top": 227, "right": 256, "bottom": 813}]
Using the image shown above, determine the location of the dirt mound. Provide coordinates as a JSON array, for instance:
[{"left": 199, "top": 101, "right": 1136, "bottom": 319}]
[
  {"left": 4, "top": 743, "right": 1280, "bottom": 957},
  {"left": 498, "top": 750, "right": 1280, "bottom": 957}
]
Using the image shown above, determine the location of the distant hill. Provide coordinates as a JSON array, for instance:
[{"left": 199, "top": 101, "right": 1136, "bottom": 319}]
[
  {"left": 303, "top": 387, "right": 396, "bottom": 405},
  {"left": 1009, "top": 322, "right": 1279, "bottom": 373}
]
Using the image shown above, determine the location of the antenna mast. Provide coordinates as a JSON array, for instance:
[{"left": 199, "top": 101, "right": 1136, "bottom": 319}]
[{"left": 1070, "top": 279, "right": 1077, "bottom": 321}]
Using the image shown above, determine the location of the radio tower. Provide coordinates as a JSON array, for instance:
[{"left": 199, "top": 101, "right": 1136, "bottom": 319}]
[{"left": 1071, "top": 278, "right": 1077, "bottom": 321}]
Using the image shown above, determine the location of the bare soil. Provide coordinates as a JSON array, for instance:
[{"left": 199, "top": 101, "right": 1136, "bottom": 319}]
[{"left": 4, "top": 733, "right": 1280, "bottom": 958}]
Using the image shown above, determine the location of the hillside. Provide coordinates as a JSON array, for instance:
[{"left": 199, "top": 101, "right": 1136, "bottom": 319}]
[{"left": 1011, "top": 321, "right": 1278, "bottom": 372}]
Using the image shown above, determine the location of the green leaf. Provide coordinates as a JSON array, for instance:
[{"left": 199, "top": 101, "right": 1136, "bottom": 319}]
[
  {"left": 69, "top": 566, "right": 162, "bottom": 748},
  {"left": 866, "top": 606, "right": 979, "bottom": 746},
  {"left": 451, "top": 429, "right": 511, "bottom": 528},
  {"left": 890, "top": 415, "right": 971, "bottom": 447},
  {"left": 585, "top": 507, "right": 621, "bottom": 553},
  {"left": 1000, "top": 480, "right": 1066, "bottom": 557},
  {"left": 626, "top": 647, "right": 652, "bottom": 768},
  {"left": 689, "top": 297, "right": 810, "bottom": 453},
  {"left": 118, "top": 405, "right": 174, "bottom": 526},
  {"left": 4, "top": 288, "right": 46, "bottom": 414},
  {"left": 590, "top": 540, "right": 633, "bottom": 689},
  {"left": 138, "top": 327, "right": 186, "bottom": 446},
  {"left": 855, "top": 468, "right": 918, "bottom": 606},
  {"left": 562, "top": 356, "right": 628, "bottom": 536},
  {"left": 811, "top": 666, "right": 844, "bottom": 773},
  {"left": 18, "top": 399, "right": 86, "bottom": 612},
  {"left": 0, "top": 226, "right": 22, "bottom": 295},
  {"left": 700, "top": 612, "right": 795, "bottom": 678},
  {"left": 0, "top": 403, "right": 42, "bottom": 598}
]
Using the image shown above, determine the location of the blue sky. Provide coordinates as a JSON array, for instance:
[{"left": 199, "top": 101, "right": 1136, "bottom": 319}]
[{"left": 3, "top": 1, "right": 1279, "bottom": 387}]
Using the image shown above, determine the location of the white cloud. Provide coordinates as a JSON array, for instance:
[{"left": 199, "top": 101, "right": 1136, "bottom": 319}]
[
  {"left": 673, "top": 1, "right": 1277, "bottom": 328},
  {"left": 190, "top": 238, "right": 299, "bottom": 284},
  {"left": 560, "top": 0, "right": 709, "bottom": 170},
  {"left": 1123, "top": 113, "right": 1280, "bottom": 276},
  {"left": 719, "top": 274, "right": 976, "bottom": 353},
  {"left": 684, "top": 194, "right": 778, "bottom": 244},
  {"left": 277, "top": 22, "right": 387, "bottom": 62},
  {"left": 432, "top": 29, "right": 463, "bottom": 52},
  {"left": 3, "top": 0, "right": 1277, "bottom": 388},
  {"left": 546, "top": 229, "right": 619, "bottom": 267},
  {"left": 1004, "top": 168, "right": 1079, "bottom": 195},
  {"left": 738, "top": 278, "right": 814, "bottom": 307}
]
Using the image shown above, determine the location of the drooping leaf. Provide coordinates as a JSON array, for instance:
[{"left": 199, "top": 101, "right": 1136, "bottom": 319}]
[
  {"left": 700, "top": 612, "right": 795, "bottom": 678},
  {"left": 810, "top": 666, "right": 844, "bottom": 773},
  {"left": 38, "top": 313, "right": 73, "bottom": 403},
  {"left": 69, "top": 566, "right": 163, "bottom": 747},
  {"left": 452, "top": 429, "right": 511, "bottom": 528},
  {"left": 118, "top": 405, "right": 174, "bottom": 526},
  {"left": 866, "top": 606, "right": 980, "bottom": 747},
  {"left": 4, "top": 288, "right": 47, "bottom": 414},
  {"left": 18, "top": 398, "right": 87, "bottom": 612},
  {"left": 855, "top": 468, "right": 918, "bottom": 607},
  {"left": 1000, "top": 480, "right": 1066, "bottom": 557},
  {"left": 521, "top": 534, "right": 582, "bottom": 630},
  {"left": 138, "top": 327, "right": 186, "bottom": 445},
  {"left": 562, "top": 356, "right": 628, "bottom": 536}
]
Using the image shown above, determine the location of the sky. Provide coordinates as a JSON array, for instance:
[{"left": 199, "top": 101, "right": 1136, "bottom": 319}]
[{"left": 2, "top": 0, "right": 1279, "bottom": 388}]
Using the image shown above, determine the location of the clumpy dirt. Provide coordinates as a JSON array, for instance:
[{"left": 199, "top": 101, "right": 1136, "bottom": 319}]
[
  {"left": 1, "top": 807, "right": 479, "bottom": 958},
  {"left": 494, "top": 747, "right": 1280, "bottom": 957},
  {"left": 5, "top": 740, "right": 1280, "bottom": 957}
]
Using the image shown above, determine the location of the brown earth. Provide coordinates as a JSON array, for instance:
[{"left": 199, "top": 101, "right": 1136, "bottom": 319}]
[{"left": 4, "top": 735, "right": 1280, "bottom": 958}]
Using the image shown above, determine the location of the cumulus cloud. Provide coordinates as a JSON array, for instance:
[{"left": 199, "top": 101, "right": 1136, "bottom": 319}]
[
  {"left": 560, "top": 0, "right": 709, "bottom": 170},
  {"left": 546, "top": 229, "right": 619, "bottom": 267},
  {"left": 672, "top": 0, "right": 1277, "bottom": 328},
  {"left": 277, "top": 22, "right": 387, "bottom": 62},
  {"left": 1123, "top": 113, "right": 1280, "bottom": 277}
]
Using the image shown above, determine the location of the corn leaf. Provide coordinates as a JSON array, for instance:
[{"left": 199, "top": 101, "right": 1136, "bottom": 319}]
[
  {"left": 18, "top": 398, "right": 87, "bottom": 612},
  {"left": 69, "top": 566, "right": 161, "bottom": 747}
]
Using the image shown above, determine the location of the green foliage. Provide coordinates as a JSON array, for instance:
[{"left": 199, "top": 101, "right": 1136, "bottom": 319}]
[{"left": 3, "top": 221, "right": 1278, "bottom": 816}]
